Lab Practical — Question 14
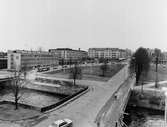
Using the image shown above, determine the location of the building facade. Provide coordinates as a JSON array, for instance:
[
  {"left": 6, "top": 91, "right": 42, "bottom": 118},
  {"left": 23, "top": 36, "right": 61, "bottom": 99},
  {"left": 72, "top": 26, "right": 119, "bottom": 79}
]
[
  {"left": 88, "top": 48, "right": 130, "bottom": 59},
  {"left": 146, "top": 48, "right": 167, "bottom": 64},
  {"left": 8, "top": 50, "right": 58, "bottom": 70},
  {"left": 49, "top": 48, "right": 88, "bottom": 64}
]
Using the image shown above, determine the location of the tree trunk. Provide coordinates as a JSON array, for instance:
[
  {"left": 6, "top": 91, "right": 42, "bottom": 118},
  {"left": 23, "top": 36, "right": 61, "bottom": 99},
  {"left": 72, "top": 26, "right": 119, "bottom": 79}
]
[
  {"left": 15, "top": 98, "right": 18, "bottom": 110},
  {"left": 155, "top": 58, "right": 158, "bottom": 88}
]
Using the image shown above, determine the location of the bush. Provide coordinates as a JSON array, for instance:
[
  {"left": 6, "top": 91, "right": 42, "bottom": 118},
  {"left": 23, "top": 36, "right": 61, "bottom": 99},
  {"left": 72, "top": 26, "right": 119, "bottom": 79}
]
[{"left": 149, "top": 96, "right": 162, "bottom": 105}]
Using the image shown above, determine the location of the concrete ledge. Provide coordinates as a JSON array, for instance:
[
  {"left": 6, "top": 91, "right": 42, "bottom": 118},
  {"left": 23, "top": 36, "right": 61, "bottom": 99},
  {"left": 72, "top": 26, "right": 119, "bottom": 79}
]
[
  {"left": 41, "top": 86, "right": 89, "bottom": 112},
  {"left": 43, "top": 86, "right": 89, "bottom": 113}
]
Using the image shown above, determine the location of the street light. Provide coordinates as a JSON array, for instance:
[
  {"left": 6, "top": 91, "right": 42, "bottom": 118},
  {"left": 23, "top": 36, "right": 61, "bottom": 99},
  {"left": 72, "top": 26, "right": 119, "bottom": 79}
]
[
  {"left": 161, "top": 87, "right": 167, "bottom": 126},
  {"left": 155, "top": 56, "right": 159, "bottom": 88}
]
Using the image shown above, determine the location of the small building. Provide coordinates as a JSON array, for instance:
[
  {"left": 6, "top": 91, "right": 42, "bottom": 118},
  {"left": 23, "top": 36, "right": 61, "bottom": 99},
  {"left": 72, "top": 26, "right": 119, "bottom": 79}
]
[
  {"left": 49, "top": 48, "right": 88, "bottom": 64},
  {"left": 7, "top": 50, "right": 59, "bottom": 70}
]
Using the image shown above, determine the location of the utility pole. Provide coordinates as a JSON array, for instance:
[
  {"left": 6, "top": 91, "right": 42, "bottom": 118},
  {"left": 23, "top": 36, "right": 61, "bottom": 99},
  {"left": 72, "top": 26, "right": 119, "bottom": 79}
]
[{"left": 155, "top": 56, "right": 158, "bottom": 88}]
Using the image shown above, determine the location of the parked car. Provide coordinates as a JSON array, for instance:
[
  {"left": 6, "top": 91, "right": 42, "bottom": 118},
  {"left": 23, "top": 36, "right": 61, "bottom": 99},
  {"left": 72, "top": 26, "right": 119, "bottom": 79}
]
[
  {"left": 37, "top": 67, "right": 50, "bottom": 72},
  {"left": 48, "top": 119, "right": 72, "bottom": 127}
]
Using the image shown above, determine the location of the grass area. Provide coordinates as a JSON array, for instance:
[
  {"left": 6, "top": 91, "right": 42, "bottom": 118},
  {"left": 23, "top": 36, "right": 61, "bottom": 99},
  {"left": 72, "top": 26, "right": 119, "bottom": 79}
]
[
  {"left": 140, "top": 64, "right": 167, "bottom": 82},
  {"left": 1, "top": 88, "right": 64, "bottom": 108},
  {"left": 46, "top": 64, "right": 124, "bottom": 81},
  {"left": 129, "top": 89, "right": 165, "bottom": 111},
  {"left": 0, "top": 103, "right": 41, "bottom": 120}
]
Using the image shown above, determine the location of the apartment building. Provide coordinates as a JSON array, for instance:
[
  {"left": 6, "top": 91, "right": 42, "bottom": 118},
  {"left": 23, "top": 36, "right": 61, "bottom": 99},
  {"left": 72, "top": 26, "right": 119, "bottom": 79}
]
[
  {"left": 146, "top": 48, "right": 167, "bottom": 64},
  {"left": 88, "top": 48, "right": 129, "bottom": 59},
  {"left": 49, "top": 48, "right": 88, "bottom": 64},
  {"left": 7, "top": 50, "right": 58, "bottom": 70},
  {"left": 160, "top": 52, "right": 167, "bottom": 64}
]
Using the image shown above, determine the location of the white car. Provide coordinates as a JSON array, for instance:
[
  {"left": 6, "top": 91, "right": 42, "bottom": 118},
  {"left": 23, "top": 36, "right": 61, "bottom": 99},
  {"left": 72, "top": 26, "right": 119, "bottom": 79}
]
[{"left": 49, "top": 119, "right": 72, "bottom": 127}]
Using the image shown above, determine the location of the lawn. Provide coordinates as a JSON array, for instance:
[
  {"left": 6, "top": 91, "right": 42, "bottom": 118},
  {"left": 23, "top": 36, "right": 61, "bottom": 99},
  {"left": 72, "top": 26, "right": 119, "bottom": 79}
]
[
  {"left": 46, "top": 64, "right": 124, "bottom": 81},
  {"left": 0, "top": 103, "right": 41, "bottom": 121},
  {"left": 140, "top": 64, "right": 167, "bottom": 82}
]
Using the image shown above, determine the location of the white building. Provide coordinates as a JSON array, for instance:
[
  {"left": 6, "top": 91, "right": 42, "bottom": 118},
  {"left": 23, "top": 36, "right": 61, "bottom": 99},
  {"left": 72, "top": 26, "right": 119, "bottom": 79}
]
[
  {"left": 8, "top": 50, "right": 58, "bottom": 70},
  {"left": 88, "top": 48, "right": 129, "bottom": 59}
]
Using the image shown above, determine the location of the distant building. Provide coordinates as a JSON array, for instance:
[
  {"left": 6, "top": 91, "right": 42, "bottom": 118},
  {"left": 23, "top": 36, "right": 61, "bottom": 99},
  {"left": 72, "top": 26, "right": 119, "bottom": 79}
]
[
  {"left": 7, "top": 50, "right": 58, "bottom": 70},
  {"left": 48, "top": 48, "right": 88, "bottom": 64},
  {"left": 161, "top": 52, "right": 167, "bottom": 64},
  {"left": 0, "top": 52, "right": 7, "bottom": 69},
  {"left": 88, "top": 48, "right": 130, "bottom": 59},
  {"left": 146, "top": 48, "right": 167, "bottom": 64}
]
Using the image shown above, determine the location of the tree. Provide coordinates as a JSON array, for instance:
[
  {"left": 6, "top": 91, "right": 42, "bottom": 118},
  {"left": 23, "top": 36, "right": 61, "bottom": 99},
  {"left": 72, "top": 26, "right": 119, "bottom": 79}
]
[
  {"left": 100, "top": 60, "right": 108, "bottom": 76},
  {"left": 154, "top": 48, "right": 162, "bottom": 88},
  {"left": 130, "top": 47, "right": 150, "bottom": 84},
  {"left": 99, "top": 57, "right": 105, "bottom": 63},
  {"left": 21, "top": 63, "right": 28, "bottom": 80},
  {"left": 69, "top": 63, "right": 82, "bottom": 85},
  {"left": 10, "top": 69, "right": 27, "bottom": 110}
]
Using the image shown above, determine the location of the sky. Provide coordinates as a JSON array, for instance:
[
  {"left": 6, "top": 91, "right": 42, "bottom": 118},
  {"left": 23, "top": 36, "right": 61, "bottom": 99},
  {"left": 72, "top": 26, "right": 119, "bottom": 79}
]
[{"left": 0, "top": 0, "right": 167, "bottom": 52}]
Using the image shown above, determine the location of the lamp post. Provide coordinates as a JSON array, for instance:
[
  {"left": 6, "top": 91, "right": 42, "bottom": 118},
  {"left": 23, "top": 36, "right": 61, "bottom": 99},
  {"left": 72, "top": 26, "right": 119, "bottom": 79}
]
[
  {"left": 161, "top": 87, "right": 167, "bottom": 126},
  {"left": 155, "top": 56, "right": 159, "bottom": 88}
]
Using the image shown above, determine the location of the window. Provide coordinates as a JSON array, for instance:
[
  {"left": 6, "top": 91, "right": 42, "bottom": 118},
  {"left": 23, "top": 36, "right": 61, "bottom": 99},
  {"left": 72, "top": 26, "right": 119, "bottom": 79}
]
[{"left": 16, "top": 56, "right": 19, "bottom": 59}]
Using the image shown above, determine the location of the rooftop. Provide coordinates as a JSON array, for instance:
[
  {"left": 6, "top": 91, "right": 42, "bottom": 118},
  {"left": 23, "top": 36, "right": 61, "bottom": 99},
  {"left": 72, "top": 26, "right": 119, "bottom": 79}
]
[
  {"left": 49, "top": 48, "right": 87, "bottom": 53},
  {"left": 8, "top": 50, "right": 53, "bottom": 55}
]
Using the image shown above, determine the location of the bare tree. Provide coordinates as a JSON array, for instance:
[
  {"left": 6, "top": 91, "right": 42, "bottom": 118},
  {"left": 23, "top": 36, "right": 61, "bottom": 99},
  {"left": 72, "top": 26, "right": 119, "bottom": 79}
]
[
  {"left": 69, "top": 63, "right": 82, "bottom": 85},
  {"left": 10, "top": 69, "right": 27, "bottom": 110},
  {"left": 21, "top": 63, "right": 29, "bottom": 80},
  {"left": 154, "top": 48, "right": 161, "bottom": 88}
]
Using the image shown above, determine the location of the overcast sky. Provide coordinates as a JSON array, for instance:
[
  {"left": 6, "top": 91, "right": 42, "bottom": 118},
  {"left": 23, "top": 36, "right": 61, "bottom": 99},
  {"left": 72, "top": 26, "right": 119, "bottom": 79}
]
[{"left": 0, "top": 0, "right": 167, "bottom": 52}]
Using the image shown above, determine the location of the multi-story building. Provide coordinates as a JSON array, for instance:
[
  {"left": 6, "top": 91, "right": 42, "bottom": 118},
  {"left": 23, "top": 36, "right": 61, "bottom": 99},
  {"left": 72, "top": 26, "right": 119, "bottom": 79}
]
[
  {"left": 146, "top": 48, "right": 167, "bottom": 64},
  {"left": 88, "top": 48, "right": 129, "bottom": 59},
  {"left": 0, "top": 52, "right": 7, "bottom": 69},
  {"left": 7, "top": 50, "right": 58, "bottom": 70},
  {"left": 48, "top": 48, "right": 88, "bottom": 64},
  {"left": 161, "top": 52, "right": 167, "bottom": 64}
]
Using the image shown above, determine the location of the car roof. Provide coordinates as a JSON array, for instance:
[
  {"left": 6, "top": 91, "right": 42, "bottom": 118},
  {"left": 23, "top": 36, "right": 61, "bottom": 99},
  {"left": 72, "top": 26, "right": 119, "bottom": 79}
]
[
  {"left": 54, "top": 120, "right": 65, "bottom": 125},
  {"left": 64, "top": 119, "right": 72, "bottom": 123}
]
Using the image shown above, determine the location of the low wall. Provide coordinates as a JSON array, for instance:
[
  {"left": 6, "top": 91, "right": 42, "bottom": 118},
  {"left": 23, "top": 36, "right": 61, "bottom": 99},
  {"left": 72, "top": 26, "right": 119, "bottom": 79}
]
[
  {"left": 128, "top": 88, "right": 165, "bottom": 111},
  {"left": 41, "top": 86, "right": 89, "bottom": 112}
]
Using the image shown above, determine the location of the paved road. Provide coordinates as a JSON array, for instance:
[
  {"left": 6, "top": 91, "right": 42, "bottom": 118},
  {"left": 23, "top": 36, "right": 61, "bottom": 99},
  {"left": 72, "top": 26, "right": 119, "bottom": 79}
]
[
  {"left": 33, "top": 66, "right": 131, "bottom": 127},
  {"left": 34, "top": 79, "right": 109, "bottom": 127}
]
